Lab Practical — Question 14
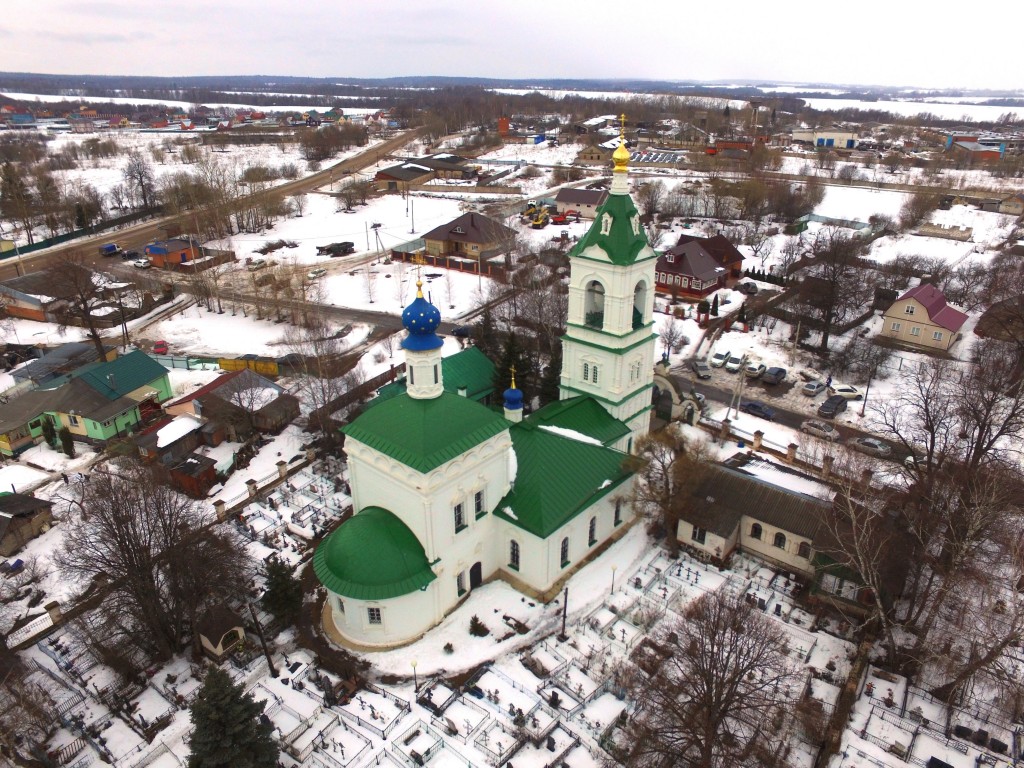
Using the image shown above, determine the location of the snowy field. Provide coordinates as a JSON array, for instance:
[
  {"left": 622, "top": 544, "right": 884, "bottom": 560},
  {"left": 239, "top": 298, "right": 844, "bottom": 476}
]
[{"left": 1, "top": 90, "right": 381, "bottom": 114}]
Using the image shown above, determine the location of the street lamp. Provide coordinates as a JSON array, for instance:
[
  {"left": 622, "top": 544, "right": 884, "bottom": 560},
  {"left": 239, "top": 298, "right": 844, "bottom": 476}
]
[
  {"left": 611, "top": 565, "right": 617, "bottom": 595},
  {"left": 411, "top": 659, "right": 418, "bottom": 693}
]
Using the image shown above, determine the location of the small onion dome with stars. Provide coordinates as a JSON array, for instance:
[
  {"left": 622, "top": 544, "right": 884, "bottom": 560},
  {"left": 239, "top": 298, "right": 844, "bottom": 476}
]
[
  {"left": 503, "top": 372, "right": 524, "bottom": 413},
  {"left": 401, "top": 279, "right": 443, "bottom": 351}
]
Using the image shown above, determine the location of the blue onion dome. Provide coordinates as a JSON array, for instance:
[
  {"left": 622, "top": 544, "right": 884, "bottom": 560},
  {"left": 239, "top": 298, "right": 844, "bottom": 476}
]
[
  {"left": 401, "top": 279, "right": 443, "bottom": 351},
  {"left": 503, "top": 370, "right": 524, "bottom": 411}
]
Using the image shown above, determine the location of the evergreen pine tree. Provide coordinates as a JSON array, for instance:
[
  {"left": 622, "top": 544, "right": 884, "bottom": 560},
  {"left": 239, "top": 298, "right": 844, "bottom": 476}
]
[
  {"left": 58, "top": 426, "right": 75, "bottom": 458},
  {"left": 261, "top": 558, "right": 302, "bottom": 627},
  {"left": 188, "top": 667, "right": 278, "bottom": 768},
  {"left": 538, "top": 346, "right": 562, "bottom": 407},
  {"left": 493, "top": 333, "right": 529, "bottom": 402},
  {"left": 723, "top": 105, "right": 731, "bottom": 119},
  {"left": 41, "top": 416, "right": 56, "bottom": 447},
  {"left": 474, "top": 306, "right": 499, "bottom": 361},
  {"left": 710, "top": 295, "right": 719, "bottom": 317}
]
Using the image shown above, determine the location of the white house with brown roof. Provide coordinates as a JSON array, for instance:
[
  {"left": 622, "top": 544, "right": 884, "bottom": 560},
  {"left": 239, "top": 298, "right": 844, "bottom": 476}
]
[
  {"left": 880, "top": 283, "right": 969, "bottom": 352},
  {"left": 421, "top": 212, "right": 515, "bottom": 259},
  {"left": 555, "top": 188, "right": 608, "bottom": 219}
]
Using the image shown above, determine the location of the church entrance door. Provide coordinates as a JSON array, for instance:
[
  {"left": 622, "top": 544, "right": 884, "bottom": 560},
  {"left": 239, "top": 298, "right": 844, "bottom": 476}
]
[{"left": 470, "top": 562, "right": 483, "bottom": 589}]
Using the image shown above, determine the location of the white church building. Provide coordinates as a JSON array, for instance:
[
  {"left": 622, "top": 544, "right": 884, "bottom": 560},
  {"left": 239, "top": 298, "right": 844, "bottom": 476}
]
[{"left": 313, "top": 139, "right": 660, "bottom": 647}]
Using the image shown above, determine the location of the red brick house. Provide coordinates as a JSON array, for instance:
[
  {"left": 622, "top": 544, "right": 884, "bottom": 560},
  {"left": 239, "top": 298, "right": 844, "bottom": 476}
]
[{"left": 655, "top": 234, "right": 745, "bottom": 298}]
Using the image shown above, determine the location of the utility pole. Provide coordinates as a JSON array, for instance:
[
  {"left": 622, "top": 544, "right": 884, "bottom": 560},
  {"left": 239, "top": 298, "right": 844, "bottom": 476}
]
[{"left": 558, "top": 587, "right": 569, "bottom": 642}]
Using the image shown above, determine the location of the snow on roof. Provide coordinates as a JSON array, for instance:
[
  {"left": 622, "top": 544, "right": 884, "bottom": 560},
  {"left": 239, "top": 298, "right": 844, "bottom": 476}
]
[
  {"left": 402, "top": 163, "right": 432, "bottom": 172},
  {"left": 538, "top": 424, "right": 603, "bottom": 446},
  {"left": 156, "top": 414, "right": 204, "bottom": 448}
]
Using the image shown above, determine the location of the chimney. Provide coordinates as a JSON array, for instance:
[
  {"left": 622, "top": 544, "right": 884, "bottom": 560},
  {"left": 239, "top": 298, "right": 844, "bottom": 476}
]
[{"left": 457, "top": 386, "right": 467, "bottom": 398}]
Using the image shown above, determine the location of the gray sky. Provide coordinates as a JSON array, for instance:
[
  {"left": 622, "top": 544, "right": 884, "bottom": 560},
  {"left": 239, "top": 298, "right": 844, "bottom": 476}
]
[{"left": 3, "top": 0, "right": 1021, "bottom": 92}]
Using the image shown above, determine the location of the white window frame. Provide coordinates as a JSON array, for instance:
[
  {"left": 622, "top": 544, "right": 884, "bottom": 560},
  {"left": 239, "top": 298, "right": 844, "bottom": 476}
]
[
  {"left": 904, "top": 304, "right": 915, "bottom": 315},
  {"left": 890, "top": 321, "right": 901, "bottom": 332},
  {"left": 932, "top": 331, "right": 943, "bottom": 341},
  {"left": 910, "top": 326, "right": 920, "bottom": 337},
  {"left": 454, "top": 503, "right": 466, "bottom": 532}
]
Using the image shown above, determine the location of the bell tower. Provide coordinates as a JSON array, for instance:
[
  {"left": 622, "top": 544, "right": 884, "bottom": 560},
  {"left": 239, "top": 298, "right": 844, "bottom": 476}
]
[{"left": 560, "top": 117, "right": 657, "bottom": 451}]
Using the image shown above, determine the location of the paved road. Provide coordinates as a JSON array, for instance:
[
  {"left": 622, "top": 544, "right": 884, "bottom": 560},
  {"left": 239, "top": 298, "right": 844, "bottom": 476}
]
[{"left": 0, "top": 128, "right": 425, "bottom": 282}]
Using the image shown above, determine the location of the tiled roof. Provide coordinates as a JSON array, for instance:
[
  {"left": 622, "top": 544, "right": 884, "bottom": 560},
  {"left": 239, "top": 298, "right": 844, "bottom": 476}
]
[
  {"left": 895, "top": 283, "right": 969, "bottom": 331},
  {"left": 421, "top": 212, "right": 515, "bottom": 246},
  {"left": 343, "top": 392, "right": 509, "bottom": 474},
  {"left": 527, "top": 396, "right": 630, "bottom": 447},
  {"left": 556, "top": 188, "right": 608, "bottom": 206},
  {"left": 685, "top": 464, "right": 829, "bottom": 539},
  {"left": 658, "top": 242, "right": 728, "bottom": 283},
  {"left": 494, "top": 421, "right": 632, "bottom": 538},
  {"left": 313, "top": 506, "right": 436, "bottom": 600},
  {"left": 673, "top": 234, "right": 744, "bottom": 269},
  {"left": 165, "top": 370, "right": 244, "bottom": 408}
]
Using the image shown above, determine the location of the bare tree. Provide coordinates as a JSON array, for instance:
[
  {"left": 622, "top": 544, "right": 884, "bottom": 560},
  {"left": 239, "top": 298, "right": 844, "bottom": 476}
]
[
  {"left": 363, "top": 263, "right": 377, "bottom": 304},
  {"left": 794, "top": 227, "right": 870, "bottom": 350},
  {"left": 56, "top": 463, "right": 252, "bottom": 661},
  {"left": 625, "top": 428, "right": 712, "bottom": 555},
  {"left": 122, "top": 149, "right": 158, "bottom": 210},
  {"left": 659, "top": 318, "right": 685, "bottom": 361},
  {"left": 636, "top": 180, "right": 666, "bottom": 219},
  {"left": 624, "top": 590, "right": 798, "bottom": 768},
  {"left": 44, "top": 252, "right": 110, "bottom": 356},
  {"left": 283, "top": 317, "right": 348, "bottom": 439}
]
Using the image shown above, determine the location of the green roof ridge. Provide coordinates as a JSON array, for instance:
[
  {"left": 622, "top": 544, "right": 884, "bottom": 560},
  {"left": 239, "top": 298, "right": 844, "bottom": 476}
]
[
  {"left": 494, "top": 421, "right": 632, "bottom": 538},
  {"left": 343, "top": 391, "right": 509, "bottom": 473},
  {"left": 313, "top": 506, "right": 436, "bottom": 600}
]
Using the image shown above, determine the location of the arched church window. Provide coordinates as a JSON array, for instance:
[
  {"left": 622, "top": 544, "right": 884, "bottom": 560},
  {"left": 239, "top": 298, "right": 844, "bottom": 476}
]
[{"left": 584, "top": 280, "right": 606, "bottom": 330}]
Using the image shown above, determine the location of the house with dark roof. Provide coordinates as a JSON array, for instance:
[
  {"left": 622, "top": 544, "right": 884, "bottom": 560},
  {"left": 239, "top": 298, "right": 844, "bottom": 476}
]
[
  {"left": 678, "top": 455, "right": 908, "bottom": 617},
  {"left": 654, "top": 240, "right": 729, "bottom": 299},
  {"left": 0, "top": 493, "right": 54, "bottom": 557},
  {"left": 11, "top": 342, "right": 117, "bottom": 387},
  {"left": 143, "top": 238, "right": 201, "bottom": 269},
  {"left": 880, "top": 283, "right": 969, "bottom": 352},
  {"left": 196, "top": 603, "right": 245, "bottom": 663},
  {"left": 0, "top": 271, "right": 68, "bottom": 322},
  {"left": 671, "top": 233, "right": 745, "bottom": 280},
  {"left": 554, "top": 188, "right": 608, "bottom": 219},
  {"left": 421, "top": 213, "right": 515, "bottom": 261},
  {"left": 998, "top": 193, "right": 1024, "bottom": 217}
]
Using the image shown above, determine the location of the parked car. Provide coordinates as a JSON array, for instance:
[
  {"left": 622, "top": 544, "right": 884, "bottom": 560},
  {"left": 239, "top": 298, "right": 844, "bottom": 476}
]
[
  {"left": 744, "top": 361, "right": 766, "bottom": 379},
  {"left": 452, "top": 326, "right": 472, "bottom": 339},
  {"left": 739, "top": 401, "right": 775, "bottom": 421},
  {"left": 247, "top": 258, "right": 267, "bottom": 272},
  {"left": 725, "top": 354, "right": 746, "bottom": 373},
  {"left": 802, "top": 380, "right": 827, "bottom": 397},
  {"left": 849, "top": 436, "right": 891, "bottom": 458},
  {"left": 738, "top": 282, "right": 759, "bottom": 295},
  {"left": 132, "top": 258, "right": 151, "bottom": 269},
  {"left": 817, "top": 395, "right": 848, "bottom": 418},
  {"left": 762, "top": 367, "right": 787, "bottom": 385},
  {"left": 801, "top": 419, "right": 840, "bottom": 441},
  {"left": 98, "top": 242, "right": 121, "bottom": 257},
  {"left": 690, "top": 358, "right": 712, "bottom": 379},
  {"left": 122, "top": 249, "right": 140, "bottom": 261},
  {"left": 317, "top": 241, "right": 356, "bottom": 256},
  {"left": 828, "top": 383, "right": 863, "bottom": 400},
  {"left": 307, "top": 268, "right": 327, "bottom": 280},
  {"left": 152, "top": 340, "right": 169, "bottom": 355},
  {"left": 710, "top": 349, "right": 730, "bottom": 368}
]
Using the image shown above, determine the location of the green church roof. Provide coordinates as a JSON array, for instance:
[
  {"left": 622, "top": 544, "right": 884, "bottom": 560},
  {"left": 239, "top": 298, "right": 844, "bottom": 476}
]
[
  {"left": 313, "top": 506, "right": 436, "bottom": 600},
  {"left": 495, "top": 421, "right": 632, "bottom": 538},
  {"left": 343, "top": 391, "right": 509, "bottom": 474},
  {"left": 527, "top": 396, "right": 631, "bottom": 447},
  {"left": 373, "top": 347, "right": 496, "bottom": 405},
  {"left": 570, "top": 191, "right": 653, "bottom": 266}
]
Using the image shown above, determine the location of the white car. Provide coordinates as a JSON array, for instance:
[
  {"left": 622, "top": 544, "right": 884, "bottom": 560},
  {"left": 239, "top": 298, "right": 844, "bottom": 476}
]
[
  {"left": 307, "top": 268, "right": 327, "bottom": 280},
  {"left": 744, "top": 361, "right": 766, "bottom": 379},
  {"left": 801, "top": 419, "right": 840, "bottom": 441},
  {"left": 247, "top": 258, "right": 267, "bottom": 272},
  {"left": 725, "top": 354, "right": 746, "bottom": 373},
  {"left": 828, "top": 383, "right": 863, "bottom": 400},
  {"left": 132, "top": 258, "right": 151, "bottom": 269},
  {"left": 710, "top": 350, "right": 730, "bottom": 368}
]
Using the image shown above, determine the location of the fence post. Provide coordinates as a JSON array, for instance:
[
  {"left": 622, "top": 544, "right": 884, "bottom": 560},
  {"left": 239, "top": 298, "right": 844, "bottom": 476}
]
[{"left": 752, "top": 430, "right": 763, "bottom": 452}]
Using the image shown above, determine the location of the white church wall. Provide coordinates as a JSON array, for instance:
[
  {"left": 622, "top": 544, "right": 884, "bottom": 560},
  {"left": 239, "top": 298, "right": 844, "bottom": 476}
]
[{"left": 327, "top": 584, "right": 439, "bottom": 647}]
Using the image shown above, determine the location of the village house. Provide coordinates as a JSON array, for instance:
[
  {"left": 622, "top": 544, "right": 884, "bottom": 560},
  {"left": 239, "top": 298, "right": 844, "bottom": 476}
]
[
  {"left": 998, "top": 193, "right": 1024, "bottom": 217},
  {"left": 654, "top": 239, "right": 729, "bottom": 299},
  {"left": 143, "top": 237, "right": 201, "bottom": 269},
  {"left": 880, "top": 283, "right": 968, "bottom": 352},
  {"left": 0, "top": 493, "right": 55, "bottom": 557},
  {"left": 196, "top": 603, "right": 246, "bottom": 663},
  {"left": 421, "top": 212, "right": 515, "bottom": 261}
]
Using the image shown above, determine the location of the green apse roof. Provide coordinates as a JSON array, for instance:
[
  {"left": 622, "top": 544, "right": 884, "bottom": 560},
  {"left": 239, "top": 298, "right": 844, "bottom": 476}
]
[
  {"left": 528, "top": 396, "right": 631, "bottom": 447},
  {"left": 373, "top": 347, "right": 496, "bottom": 405},
  {"left": 570, "top": 191, "right": 652, "bottom": 266},
  {"left": 343, "top": 391, "right": 509, "bottom": 473},
  {"left": 494, "top": 421, "right": 632, "bottom": 538},
  {"left": 313, "top": 506, "right": 436, "bottom": 600}
]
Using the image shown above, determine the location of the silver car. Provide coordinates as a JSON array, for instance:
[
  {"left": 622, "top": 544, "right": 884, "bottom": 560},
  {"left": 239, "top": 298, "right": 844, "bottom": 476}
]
[
  {"left": 725, "top": 354, "right": 746, "bottom": 373},
  {"left": 801, "top": 419, "right": 840, "bottom": 441},
  {"left": 849, "top": 436, "right": 891, "bottom": 458}
]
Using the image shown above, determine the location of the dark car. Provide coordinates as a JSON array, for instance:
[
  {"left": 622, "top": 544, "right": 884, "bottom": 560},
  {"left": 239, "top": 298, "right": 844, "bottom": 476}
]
[
  {"left": 739, "top": 401, "right": 775, "bottom": 421},
  {"left": 122, "top": 249, "right": 140, "bottom": 260},
  {"left": 690, "top": 358, "right": 712, "bottom": 379},
  {"left": 762, "top": 367, "right": 787, "bottom": 385},
  {"left": 817, "top": 394, "right": 848, "bottom": 419},
  {"left": 452, "top": 326, "right": 472, "bottom": 338},
  {"left": 738, "top": 282, "right": 759, "bottom": 296}
]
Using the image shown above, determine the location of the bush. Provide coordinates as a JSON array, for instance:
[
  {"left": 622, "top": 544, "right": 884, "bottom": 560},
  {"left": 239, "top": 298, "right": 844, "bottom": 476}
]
[
  {"left": 58, "top": 426, "right": 75, "bottom": 458},
  {"left": 443, "top": 642, "right": 454, "bottom": 654},
  {"left": 469, "top": 615, "right": 490, "bottom": 637}
]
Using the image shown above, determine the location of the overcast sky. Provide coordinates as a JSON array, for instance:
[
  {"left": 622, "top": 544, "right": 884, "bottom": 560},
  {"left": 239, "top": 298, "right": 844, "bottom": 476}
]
[{"left": 3, "top": 0, "right": 1021, "bottom": 92}]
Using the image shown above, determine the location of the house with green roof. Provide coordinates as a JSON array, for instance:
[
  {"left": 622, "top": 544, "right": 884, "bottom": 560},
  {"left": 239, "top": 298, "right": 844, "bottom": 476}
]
[{"left": 314, "top": 141, "right": 654, "bottom": 649}]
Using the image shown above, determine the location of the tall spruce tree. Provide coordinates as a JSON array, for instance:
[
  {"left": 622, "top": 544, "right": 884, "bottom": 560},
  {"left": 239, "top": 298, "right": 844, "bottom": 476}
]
[
  {"left": 261, "top": 558, "right": 302, "bottom": 627},
  {"left": 188, "top": 667, "right": 277, "bottom": 768},
  {"left": 538, "top": 346, "right": 562, "bottom": 407},
  {"left": 493, "top": 332, "right": 530, "bottom": 402},
  {"left": 710, "top": 294, "right": 719, "bottom": 317}
]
